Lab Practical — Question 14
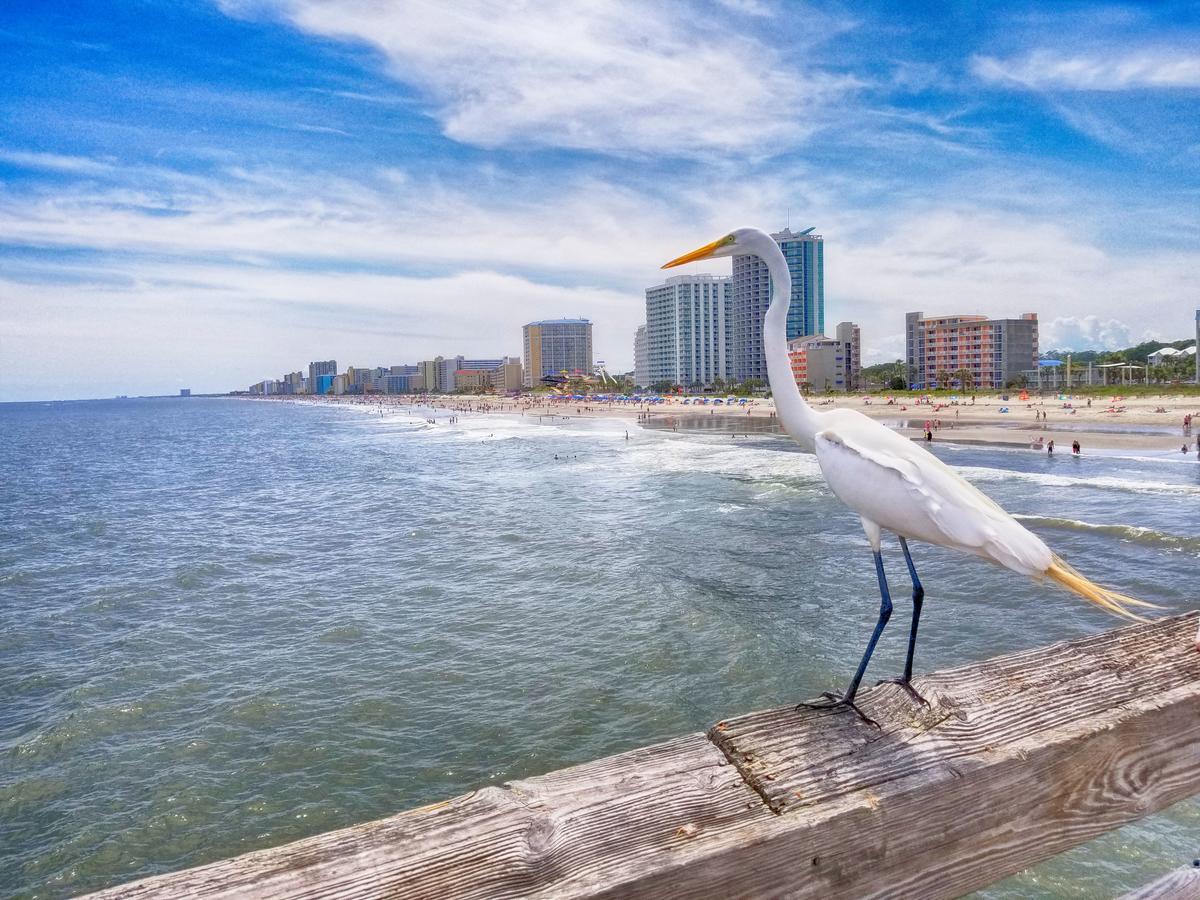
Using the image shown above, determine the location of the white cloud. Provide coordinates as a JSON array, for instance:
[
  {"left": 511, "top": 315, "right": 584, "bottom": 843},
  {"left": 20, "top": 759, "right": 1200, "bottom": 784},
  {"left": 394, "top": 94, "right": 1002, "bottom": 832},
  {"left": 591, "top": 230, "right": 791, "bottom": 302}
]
[
  {"left": 4, "top": 154, "right": 1199, "bottom": 392},
  {"left": 1040, "top": 315, "right": 1133, "bottom": 351},
  {"left": 0, "top": 261, "right": 638, "bottom": 400},
  {"left": 217, "top": 0, "right": 857, "bottom": 156},
  {"left": 0, "top": 157, "right": 786, "bottom": 283},
  {"left": 973, "top": 49, "right": 1200, "bottom": 91},
  {"left": 828, "top": 209, "right": 1199, "bottom": 363},
  {"left": 0, "top": 149, "right": 114, "bottom": 175},
  {"left": 715, "top": 0, "right": 773, "bottom": 16}
]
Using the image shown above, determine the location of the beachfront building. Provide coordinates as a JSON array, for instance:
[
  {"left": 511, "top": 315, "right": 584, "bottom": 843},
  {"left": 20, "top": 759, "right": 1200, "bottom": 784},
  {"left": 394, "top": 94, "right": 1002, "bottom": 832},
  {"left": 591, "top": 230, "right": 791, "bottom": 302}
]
[
  {"left": 523, "top": 319, "right": 593, "bottom": 387},
  {"left": 643, "top": 274, "right": 732, "bottom": 389},
  {"left": 279, "top": 371, "right": 303, "bottom": 394},
  {"left": 788, "top": 334, "right": 850, "bottom": 393},
  {"left": 454, "top": 370, "right": 493, "bottom": 391},
  {"left": 385, "top": 373, "right": 424, "bottom": 393},
  {"left": 835, "top": 321, "right": 861, "bottom": 391},
  {"left": 633, "top": 325, "right": 649, "bottom": 389},
  {"left": 1147, "top": 346, "right": 1197, "bottom": 367},
  {"left": 308, "top": 359, "right": 336, "bottom": 395},
  {"left": 489, "top": 357, "right": 523, "bottom": 393},
  {"left": 444, "top": 356, "right": 504, "bottom": 393},
  {"left": 344, "top": 366, "right": 373, "bottom": 392},
  {"left": 418, "top": 358, "right": 442, "bottom": 392},
  {"left": 1196, "top": 310, "right": 1200, "bottom": 383},
  {"left": 905, "top": 311, "right": 1038, "bottom": 390},
  {"left": 732, "top": 227, "right": 824, "bottom": 383}
]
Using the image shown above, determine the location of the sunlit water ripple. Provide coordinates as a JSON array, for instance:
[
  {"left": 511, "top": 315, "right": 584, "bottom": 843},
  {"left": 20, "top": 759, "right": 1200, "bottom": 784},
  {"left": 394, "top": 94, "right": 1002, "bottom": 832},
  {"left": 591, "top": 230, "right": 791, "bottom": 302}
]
[{"left": 1, "top": 398, "right": 1197, "bottom": 897}]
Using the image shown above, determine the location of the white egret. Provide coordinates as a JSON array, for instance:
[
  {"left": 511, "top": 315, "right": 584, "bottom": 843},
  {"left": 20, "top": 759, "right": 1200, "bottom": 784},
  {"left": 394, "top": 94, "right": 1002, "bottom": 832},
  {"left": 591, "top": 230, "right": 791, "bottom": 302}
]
[{"left": 663, "top": 227, "right": 1158, "bottom": 719}]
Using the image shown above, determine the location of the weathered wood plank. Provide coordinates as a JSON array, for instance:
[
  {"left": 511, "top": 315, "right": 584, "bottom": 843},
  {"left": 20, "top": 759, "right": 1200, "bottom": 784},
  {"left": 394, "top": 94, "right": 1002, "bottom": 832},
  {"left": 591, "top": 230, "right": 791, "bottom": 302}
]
[
  {"left": 84, "top": 732, "right": 774, "bottom": 899},
  {"left": 83, "top": 612, "right": 1200, "bottom": 900},
  {"left": 1121, "top": 863, "right": 1200, "bottom": 900},
  {"left": 709, "top": 610, "right": 1200, "bottom": 814}
]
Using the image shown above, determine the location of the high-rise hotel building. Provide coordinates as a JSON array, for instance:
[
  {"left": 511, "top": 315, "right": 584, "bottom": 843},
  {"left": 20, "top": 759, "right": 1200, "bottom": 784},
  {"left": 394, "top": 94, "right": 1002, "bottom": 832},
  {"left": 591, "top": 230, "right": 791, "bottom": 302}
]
[
  {"left": 307, "top": 359, "right": 337, "bottom": 395},
  {"left": 522, "top": 319, "right": 593, "bottom": 387},
  {"left": 732, "top": 227, "right": 823, "bottom": 382},
  {"left": 643, "top": 274, "right": 732, "bottom": 388},
  {"left": 633, "top": 325, "right": 649, "bottom": 389},
  {"left": 905, "top": 311, "right": 1038, "bottom": 390}
]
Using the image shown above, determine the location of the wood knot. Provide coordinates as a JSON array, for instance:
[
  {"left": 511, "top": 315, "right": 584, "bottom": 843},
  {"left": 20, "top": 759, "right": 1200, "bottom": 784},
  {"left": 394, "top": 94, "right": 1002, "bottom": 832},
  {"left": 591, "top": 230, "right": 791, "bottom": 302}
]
[
  {"left": 524, "top": 814, "right": 556, "bottom": 855},
  {"left": 675, "top": 823, "right": 701, "bottom": 839}
]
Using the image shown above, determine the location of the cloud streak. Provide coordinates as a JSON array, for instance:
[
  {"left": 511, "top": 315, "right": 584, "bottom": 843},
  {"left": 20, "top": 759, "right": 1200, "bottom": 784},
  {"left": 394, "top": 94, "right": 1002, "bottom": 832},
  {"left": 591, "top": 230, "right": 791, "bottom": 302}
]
[
  {"left": 973, "top": 49, "right": 1200, "bottom": 91},
  {"left": 218, "top": 0, "right": 859, "bottom": 156}
]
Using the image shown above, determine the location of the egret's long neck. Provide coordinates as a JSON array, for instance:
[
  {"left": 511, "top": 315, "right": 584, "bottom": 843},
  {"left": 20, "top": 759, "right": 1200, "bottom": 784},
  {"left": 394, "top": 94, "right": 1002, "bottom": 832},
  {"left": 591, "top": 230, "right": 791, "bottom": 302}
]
[{"left": 759, "top": 236, "right": 821, "bottom": 448}]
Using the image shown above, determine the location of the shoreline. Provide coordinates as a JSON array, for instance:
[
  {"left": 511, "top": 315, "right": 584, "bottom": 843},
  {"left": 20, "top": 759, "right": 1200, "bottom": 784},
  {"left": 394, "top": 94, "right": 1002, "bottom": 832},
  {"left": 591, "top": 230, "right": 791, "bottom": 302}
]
[{"left": 266, "top": 392, "right": 1200, "bottom": 457}]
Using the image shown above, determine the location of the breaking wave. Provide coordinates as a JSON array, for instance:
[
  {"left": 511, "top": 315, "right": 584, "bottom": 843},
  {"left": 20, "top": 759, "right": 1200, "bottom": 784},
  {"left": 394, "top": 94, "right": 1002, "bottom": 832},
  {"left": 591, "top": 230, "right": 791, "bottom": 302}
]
[
  {"left": 1015, "top": 515, "right": 1200, "bottom": 554},
  {"left": 958, "top": 466, "right": 1200, "bottom": 498}
]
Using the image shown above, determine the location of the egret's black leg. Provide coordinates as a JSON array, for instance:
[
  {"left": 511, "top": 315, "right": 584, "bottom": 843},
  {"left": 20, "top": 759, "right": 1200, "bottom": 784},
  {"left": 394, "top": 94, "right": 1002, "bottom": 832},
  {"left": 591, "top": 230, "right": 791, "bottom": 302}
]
[
  {"left": 899, "top": 537, "right": 924, "bottom": 683},
  {"left": 844, "top": 549, "right": 893, "bottom": 701},
  {"left": 874, "top": 537, "right": 929, "bottom": 705},
  {"left": 799, "top": 550, "right": 892, "bottom": 726}
]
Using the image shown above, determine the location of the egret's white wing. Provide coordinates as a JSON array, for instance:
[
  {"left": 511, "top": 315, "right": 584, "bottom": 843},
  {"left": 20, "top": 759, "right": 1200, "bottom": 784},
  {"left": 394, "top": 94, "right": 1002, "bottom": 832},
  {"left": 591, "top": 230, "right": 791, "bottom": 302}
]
[{"left": 813, "top": 411, "right": 1052, "bottom": 576}]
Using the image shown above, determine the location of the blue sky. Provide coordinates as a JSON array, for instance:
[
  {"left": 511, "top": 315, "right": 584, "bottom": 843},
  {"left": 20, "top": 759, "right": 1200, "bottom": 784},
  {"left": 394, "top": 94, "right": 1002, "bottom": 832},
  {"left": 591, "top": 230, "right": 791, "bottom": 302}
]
[{"left": 1, "top": 0, "right": 1198, "bottom": 400}]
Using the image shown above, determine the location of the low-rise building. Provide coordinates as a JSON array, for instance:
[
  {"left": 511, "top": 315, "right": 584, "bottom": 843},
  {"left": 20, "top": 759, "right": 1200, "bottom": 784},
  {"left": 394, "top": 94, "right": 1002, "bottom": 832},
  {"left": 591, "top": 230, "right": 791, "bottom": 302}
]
[
  {"left": 454, "top": 369, "right": 494, "bottom": 391},
  {"left": 788, "top": 334, "right": 849, "bottom": 393},
  {"left": 385, "top": 373, "right": 425, "bottom": 393},
  {"left": 1147, "top": 346, "right": 1197, "bottom": 367},
  {"left": 489, "top": 357, "right": 523, "bottom": 393},
  {"left": 905, "top": 311, "right": 1038, "bottom": 390}
]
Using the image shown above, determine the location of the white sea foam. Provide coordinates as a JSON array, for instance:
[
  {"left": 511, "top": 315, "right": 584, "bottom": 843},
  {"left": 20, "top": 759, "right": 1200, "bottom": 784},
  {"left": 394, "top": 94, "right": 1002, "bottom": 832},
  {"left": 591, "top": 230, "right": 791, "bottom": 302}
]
[
  {"left": 1014, "top": 515, "right": 1200, "bottom": 554},
  {"left": 957, "top": 466, "right": 1200, "bottom": 497}
]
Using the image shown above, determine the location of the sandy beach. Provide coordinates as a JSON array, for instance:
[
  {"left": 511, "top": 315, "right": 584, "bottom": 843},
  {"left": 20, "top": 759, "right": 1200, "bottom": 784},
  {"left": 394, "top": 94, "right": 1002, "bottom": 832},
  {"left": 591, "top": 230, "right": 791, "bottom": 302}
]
[{"left": 293, "top": 390, "right": 1200, "bottom": 457}]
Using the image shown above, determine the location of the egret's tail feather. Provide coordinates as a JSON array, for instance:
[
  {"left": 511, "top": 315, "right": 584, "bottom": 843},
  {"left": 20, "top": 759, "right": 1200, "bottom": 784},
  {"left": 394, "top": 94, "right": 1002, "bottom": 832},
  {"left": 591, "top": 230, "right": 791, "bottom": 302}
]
[{"left": 1045, "top": 556, "right": 1162, "bottom": 622}]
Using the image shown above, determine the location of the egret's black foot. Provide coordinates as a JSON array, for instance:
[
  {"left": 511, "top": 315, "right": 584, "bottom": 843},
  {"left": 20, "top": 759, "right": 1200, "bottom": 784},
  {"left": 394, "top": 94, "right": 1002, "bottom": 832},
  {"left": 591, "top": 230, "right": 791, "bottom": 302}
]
[
  {"left": 796, "top": 691, "right": 880, "bottom": 728},
  {"left": 874, "top": 677, "right": 930, "bottom": 707}
]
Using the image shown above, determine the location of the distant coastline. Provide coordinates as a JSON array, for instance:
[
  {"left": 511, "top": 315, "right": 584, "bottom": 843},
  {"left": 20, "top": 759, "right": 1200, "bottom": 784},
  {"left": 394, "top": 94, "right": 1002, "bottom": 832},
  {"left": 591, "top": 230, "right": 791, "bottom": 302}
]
[{"left": 254, "top": 391, "right": 1200, "bottom": 456}]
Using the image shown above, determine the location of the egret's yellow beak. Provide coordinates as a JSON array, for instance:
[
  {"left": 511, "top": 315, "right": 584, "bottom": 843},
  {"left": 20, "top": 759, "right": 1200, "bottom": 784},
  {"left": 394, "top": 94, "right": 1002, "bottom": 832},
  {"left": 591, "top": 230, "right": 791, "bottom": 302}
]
[{"left": 661, "top": 236, "right": 730, "bottom": 269}]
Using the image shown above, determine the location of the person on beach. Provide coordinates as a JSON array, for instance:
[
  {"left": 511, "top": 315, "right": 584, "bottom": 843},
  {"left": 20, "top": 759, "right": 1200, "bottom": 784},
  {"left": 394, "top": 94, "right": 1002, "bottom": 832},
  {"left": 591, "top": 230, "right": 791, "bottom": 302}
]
[
  {"left": 1047, "top": 440, "right": 1054, "bottom": 454},
  {"left": 1072, "top": 440, "right": 1080, "bottom": 455}
]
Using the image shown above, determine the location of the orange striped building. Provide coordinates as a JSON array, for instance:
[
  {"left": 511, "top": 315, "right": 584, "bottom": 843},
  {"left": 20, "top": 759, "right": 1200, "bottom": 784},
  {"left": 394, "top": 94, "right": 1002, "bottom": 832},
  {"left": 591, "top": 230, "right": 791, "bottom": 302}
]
[{"left": 905, "top": 311, "right": 1038, "bottom": 390}]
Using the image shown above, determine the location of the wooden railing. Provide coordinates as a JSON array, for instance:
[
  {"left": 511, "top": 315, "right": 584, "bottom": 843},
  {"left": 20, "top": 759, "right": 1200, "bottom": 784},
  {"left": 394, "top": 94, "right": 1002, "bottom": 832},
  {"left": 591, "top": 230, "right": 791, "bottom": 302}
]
[{"left": 85, "top": 612, "right": 1200, "bottom": 899}]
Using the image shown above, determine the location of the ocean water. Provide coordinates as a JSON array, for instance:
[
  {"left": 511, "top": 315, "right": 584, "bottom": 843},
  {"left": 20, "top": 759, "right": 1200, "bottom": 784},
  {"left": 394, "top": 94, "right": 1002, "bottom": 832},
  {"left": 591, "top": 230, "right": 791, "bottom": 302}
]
[{"left": 1, "top": 397, "right": 1197, "bottom": 898}]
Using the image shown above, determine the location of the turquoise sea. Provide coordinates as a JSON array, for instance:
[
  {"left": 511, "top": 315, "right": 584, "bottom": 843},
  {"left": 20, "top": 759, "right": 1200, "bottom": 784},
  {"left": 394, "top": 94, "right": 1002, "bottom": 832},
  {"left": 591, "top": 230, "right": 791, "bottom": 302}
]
[{"left": 1, "top": 397, "right": 1197, "bottom": 897}]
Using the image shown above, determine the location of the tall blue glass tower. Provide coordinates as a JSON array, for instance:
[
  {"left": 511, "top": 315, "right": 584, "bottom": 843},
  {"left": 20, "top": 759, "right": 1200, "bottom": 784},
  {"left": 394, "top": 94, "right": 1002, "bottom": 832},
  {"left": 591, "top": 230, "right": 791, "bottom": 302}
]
[{"left": 731, "top": 227, "right": 824, "bottom": 383}]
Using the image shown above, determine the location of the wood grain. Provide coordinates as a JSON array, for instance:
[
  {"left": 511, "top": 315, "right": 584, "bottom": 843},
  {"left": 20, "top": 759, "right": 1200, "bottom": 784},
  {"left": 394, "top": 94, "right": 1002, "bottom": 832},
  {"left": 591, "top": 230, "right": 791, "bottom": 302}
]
[
  {"left": 82, "top": 611, "right": 1200, "bottom": 899},
  {"left": 1121, "top": 864, "right": 1200, "bottom": 900}
]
